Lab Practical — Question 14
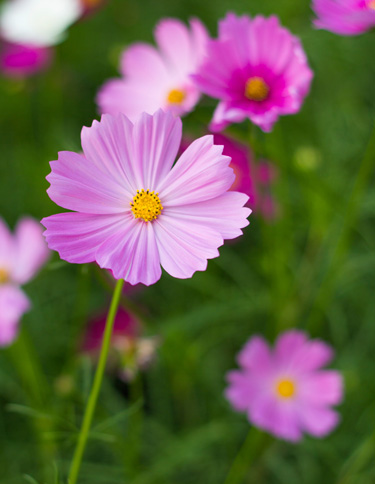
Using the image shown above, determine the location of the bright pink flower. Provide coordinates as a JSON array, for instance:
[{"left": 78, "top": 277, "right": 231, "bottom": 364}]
[
  {"left": 194, "top": 14, "right": 313, "bottom": 132},
  {"left": 96, "top": 18, "right": 209, "bottom": 121},
  {"left": 42, "top": 109, "right": 251, "bottom": 286},
  {"left": 0, "top": 217, "right": 49, "bottom": 346},
  {"left": 312, "top": 0, "right": 375, "bottom": 35},
  {"left": 0, "top": 42, "right": 51, "bottom": 77},
  {"left": 225, "top": 330, "right": 343, "bottom": 442}
]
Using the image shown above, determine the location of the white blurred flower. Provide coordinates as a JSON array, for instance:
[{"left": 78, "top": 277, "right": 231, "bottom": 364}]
[{"left": 0, "top": 0, "right": 83, "bottom": 47}]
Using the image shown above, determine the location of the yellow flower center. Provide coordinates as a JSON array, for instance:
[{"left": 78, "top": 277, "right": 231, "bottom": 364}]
[
  {"left": 130, "top": 189, "right": 163, "bottom": 222},
  {"left": 276, "top": 379, "right": 296, "bottom": 399},
  {"left": 245, "top": 77, "right": 269, "bottom": 102},
  {"left": 0, "top": 268, "right": 9, "bottom": 284},
  {"left": 369, "top": 0, "right": 375, "bottom": 10},
  {"left": 167, "top": 89, "right": 186, "bottom": 105}
]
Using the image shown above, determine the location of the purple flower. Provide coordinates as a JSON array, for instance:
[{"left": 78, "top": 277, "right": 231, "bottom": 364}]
[
  {"left": 194, "top": 13, "right": 313, "bottom": 132},
  {"left": 42, "top": 109, "right": 251, "bottom": 286},
  {"left": 312, "top": 0, "right": 375, "bottom": 35},
  {"left": 225, "top": 330, "right": 343, "bottom": 442},
  {"left": 96, "top": 18, "right": 209, "bottom": 122},
  {"left": 0, "top": 42, "right": 51, "bottom": 78},
  {"left": 0, "top": 217, "right": 49, "bottom": 346}
]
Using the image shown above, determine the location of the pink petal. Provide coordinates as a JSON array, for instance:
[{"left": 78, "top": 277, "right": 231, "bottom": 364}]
[
  {"left": 153, "top": 214, "right": 223, "bottom": 279},
  {"left": 132, "top": 110, "right": 182, "bottom": 189},
  {"left": 0, "top": 285, "right": 30, "bottom": 346},
  {"left": 80, "top": 113, "right": 139, "bottom": 193},
  {"left": 274, "top": 329, "right": 308, "bottom": 366},
  {"left": 41, "top": 212, "right": 132, "bottom": 264},
  {"left": 225, "top": 370, "right": 257, "bottom": 411},
  {"left": 120, "top": 42, "right": 169, "bottom": 83},
  {"left": 210, "top": 102, "right": 248, "bottom": 132},
  {"left": 11, "top": 218, "right": 49, "bottom": 284},
  {"left": 299, "top": 405, "right": 340, "bottom": 437},
  {"left": 158, "top": 135, "right": 234, "bottom": 206},
  {"left": 0, "top": 218, "right": 14, "bottom": 272},
  {"left": 237, "top": 335, "right": 273, "bottom": 373},
  {"left": 299, "top": 371, "right": 343, "bottom": 406},
  {"left": 96, "top": 220, "right": 161, "bottom": 285},
  {"left": 164, "top": 192, "right": 250, "bottom": 239},
  {"left": 47, "top": 151, "right": 130, "bottom": 214},
  {"left": 294, "top": 340, "right": 334, "bottom": 372},
  {"left": 190, "top": 18, "right": 210, "bottom": 64}
]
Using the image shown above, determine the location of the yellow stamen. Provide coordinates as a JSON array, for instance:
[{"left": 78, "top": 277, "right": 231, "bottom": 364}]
[
  {"left": 0, "top": 268, "right": 9, "bottom": 284},
  {"left": 245, "top": 77, "right": 269, "bottom": 102},
  {"left": 130, "top": 189, "right": 163, "bottom": 222},
  {"left": 167, "top": 89, "right": 185, "bottom": 105},
  {"left": 276, "top": 379, "right": 296, "bottom": 399}
]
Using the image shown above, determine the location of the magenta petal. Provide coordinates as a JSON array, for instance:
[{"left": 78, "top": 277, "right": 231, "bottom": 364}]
[
  {"left": 158, "top": 135, "right": 234, "bottom": 206},
  {"left": 42, "top": 212, "right": 131, "bottom": 264},
  {"left": 0, "top": 285, "right": 30, "bottom": 347},
  {"left": 299, "top": 371, "right": 343, "bottom": 406},
  {"left": 300, "top": 405, "right": 340, "bottom": 437},
  {"left": 12, "top": 218, "right": 49, "bottom": 285},
  {"left": 96, "top": 221, "right": 161, "bottom": 285}
]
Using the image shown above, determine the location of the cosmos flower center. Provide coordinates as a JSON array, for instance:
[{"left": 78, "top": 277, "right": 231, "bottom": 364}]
[
  {"left": 0, "top": 268, "right": 9, "bottom": 284},
  {"left": 245, "top": 77, "right": 269, "bottom": 102},
  {"left": 167, "top": 89, "right": 186, "bottom": 104},
  {"left": 276, "top": 379, "right": 296, "bottom": 399},
  {"left": 369, "top": 0, "right": 375, "bottom": 9},
  {"left": 130, "top": 189, "right": 163, "bottom": 222}
]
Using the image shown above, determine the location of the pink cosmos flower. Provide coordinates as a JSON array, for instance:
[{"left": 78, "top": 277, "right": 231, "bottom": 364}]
[
  {"left": 225, "top": 330, "right": 343, "bottom": 442},
  {"left": 194, "top": 13, "right": 313, "bottom": 132},
  {"left": 312, "top": 0, "right": 375, "bottom": 35},
  {"left": 41, "top": 109, "right": 251, "bottom": 286},
  {"left": 0, "top": 41, "right": 51, "bottom": 77},
  {"left": 96, "top": 18, "right": 209, "bottom": 121},
  {"left": 0, "top": 217, "right": 49, "bottom": 346}
]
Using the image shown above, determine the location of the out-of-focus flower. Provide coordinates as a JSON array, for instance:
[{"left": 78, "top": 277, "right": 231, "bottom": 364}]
[
  {"left": 225, "top": 330, "right": 343, "bottom": 442},
  {"left": 0, "top": 0, "right": 82, "bottom": 47},
  {"left": 0, "top": 41, "right": 51, "bottom": 78},
  {"left": 97, "top": 18, "right": 209, "bottom": 121},
  {"left": 312, "top": 0, "right": 375, "bottom": 36},
  {"left": 194, "top": 13, "right": 313, "bottom": 133},
  {"left": 42, "top": 109, "right": 251, "bottom": 285},
  {"left": 0, "top": 217, "right": 49, "bottom": 346},
  {"left": 82, "top": 307, "right": 159, "bottom": 382}
]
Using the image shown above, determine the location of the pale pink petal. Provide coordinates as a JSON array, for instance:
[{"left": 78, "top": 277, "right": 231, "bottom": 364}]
[
  {"left": 47, "top": 151, "right": 130, "bottom": 214},
  {"left": 120, "top": 43, "right": 169, "bottom": 83},
  {"left": 0, "top": 285, "right": 30, "bottom": 346},
  {"left": 210, "top": 102, "right": 248, "bottom": 132},
  {"left": 41, "top": 212, "right": 132, "bottom": 264},
  {"left": 274, "top": 329, "right": 308, "bottom": 366},
  {"left": 299, "top": 371, "right": 343, "bottom": 406},
  {"left": 293, "top": 340, "right": 334, "bottom": 372},
  {"left": 158, "top": 135, "right": 234, "bottom": 206},
  {"left": 0, "top": 218, "right": 14, "bottom": 271},
  {"left": 11, "top": 218, "right": 49, "bottom": 284},
  {"left": 299, "top": 406, "right": 340, "bottom": 437},
  {"left": 132, "top": 110, "right": 182, "bottom": 189},
  {"left": 96, "top": 221, "right": 161, "bottom": 285},
  {"left": 163, "top": 192, "right": 250, "bottom": 239},
  {"left": 237, "top": 335, "right": 273, "bottom": 372},
  {"left": 225, "top": 370, "right": 257, "bottom": 411},
  {"left": 190, "top": 18, "right": 210, "bottom": 64}
]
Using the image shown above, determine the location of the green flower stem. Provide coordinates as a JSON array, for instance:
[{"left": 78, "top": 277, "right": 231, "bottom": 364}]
[{"left": 68, "top": 278, "right": 125, "bottom": 484}]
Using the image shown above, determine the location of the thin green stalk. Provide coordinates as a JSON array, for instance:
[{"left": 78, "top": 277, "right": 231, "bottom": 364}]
[{"left": 68, "top": 278, "right": 124, "bottom": 484}]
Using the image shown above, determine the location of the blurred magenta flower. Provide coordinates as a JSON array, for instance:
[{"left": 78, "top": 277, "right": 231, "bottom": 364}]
[
  {"left": 42, "top": 109, "right": 251, "bottom": 285},
  {"left": 0, "top": 42, "right": 51, "bottom": 77},
  {"left": 0, "top": 217, "right": 49, "bottom": 346},
  {"left": 82, "top": 307, "right": 159, "bottom": 381},
  {"left": 97, "top": 18, "right": 209, "bottom": 121},
  {"left": 312, "top": 0, "right": 375, "bottom": 35},
  {"left": 194, "top": 13, "right": 313, "bottom": 132},
  {"left": 225, "top": 330, "right": 343, "bottom": 442}
]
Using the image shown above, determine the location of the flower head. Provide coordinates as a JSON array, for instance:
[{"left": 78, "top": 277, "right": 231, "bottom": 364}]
[
  {"left": 312, "top": 0, "right": 375, "bottom": 35},
  {"left": 194, "top": 14, "right": 313, "bottom": 132},
  {"left": 0, "top": 0, "right": 83, "bottom": 47},
  {"left": 96, "top": 18, "right": 209, "bottom": 121},
  {"left": 0, "top": 217, "right": 49, "bottom": 346},
  {"left": 225, "top": 330, "right": 343, "bottom": 441},
  {"left": 0, "top": 42, "right": 51, "bottom": 77},
  {"left": 42, "top": 109, "right": 251, "bottom": 286}
]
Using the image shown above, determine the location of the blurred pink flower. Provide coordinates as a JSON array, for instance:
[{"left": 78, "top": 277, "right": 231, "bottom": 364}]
[
  {"left": 42, "top": 109, "right": 251, "bottom": 286},
  {"left": 0, "top": 217, "right": 49, "bottom": 346},
  {"left": 82, "top": 307, "right": 158, "bottom": 381},
  {"left": 96, "top": 18, "right": 209, "bottom": 121},
  {"left": 312, "top": 0, "right": 375, "bottom": 35},
  {"left": 225, "top": 330, "right": 343, "bottom": 442},
  {"left": 0, "top": 42, "right": 51, "bottom": 77},
  {"left": 194, "top": 13, "right": 313, "bottom": 132}
]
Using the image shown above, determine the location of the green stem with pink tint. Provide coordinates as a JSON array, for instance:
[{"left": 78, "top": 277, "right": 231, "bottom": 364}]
[{"left": 68, "top": 278, "right": 124, "bottom": 484}]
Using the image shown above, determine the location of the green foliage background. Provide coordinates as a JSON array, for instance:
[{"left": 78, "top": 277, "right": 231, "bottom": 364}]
[{"left": 0, "top": 0, "right": 374, "bottom": 482}]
